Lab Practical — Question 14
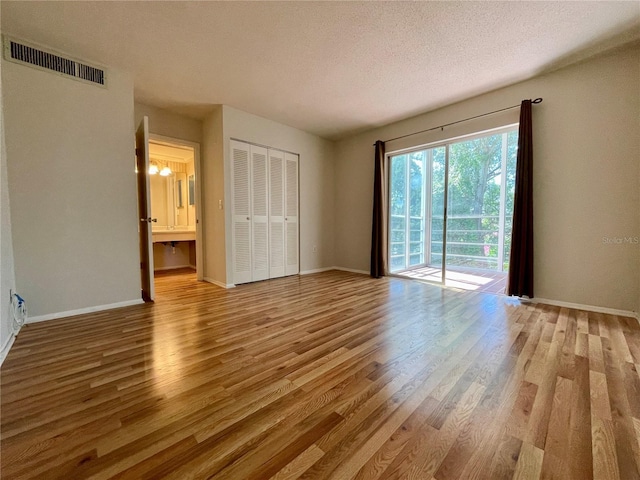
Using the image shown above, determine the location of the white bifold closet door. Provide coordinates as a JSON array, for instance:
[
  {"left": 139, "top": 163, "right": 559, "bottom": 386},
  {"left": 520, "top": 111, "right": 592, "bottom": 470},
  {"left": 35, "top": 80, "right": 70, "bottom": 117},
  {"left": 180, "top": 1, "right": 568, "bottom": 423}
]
[
  {"left": 232, "top": 139, "right": 298, "bottom": 285},
  {"left": 231, "top": 140, "right": 252, "bottom": 284},
  {"left": 269, "top": 149, "right": 286, "bottom": 278},
  {"left": 285, "top": 152, "right": 299, "bottom": 276},
  {"left": 251, "top": 146, "right": 269, "bottom": 282}
]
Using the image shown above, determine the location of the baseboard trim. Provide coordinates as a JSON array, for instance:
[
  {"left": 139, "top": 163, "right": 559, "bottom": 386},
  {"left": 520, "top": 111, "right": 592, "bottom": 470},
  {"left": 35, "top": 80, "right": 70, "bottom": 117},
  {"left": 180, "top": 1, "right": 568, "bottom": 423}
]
[
  {"left": 204, "top": 277, "right": 235, "bottom": 289},
  {"left": 333, "top": 266, "right": 370, "bottom": 276},
  {"left": 26, "top": 299, "right": 145, "bottom": 324},
  {"left": 533, "top": 297, "right": 638, "bottom": 320},
  {"left": 299, "top": 267, "right": 334, "bottom": 275},
  {"left": 154, "top": 265, "right": 195, "bottom": 272},
  {"left": 0, "top": 333, "right": 17, "bottom": 367}
]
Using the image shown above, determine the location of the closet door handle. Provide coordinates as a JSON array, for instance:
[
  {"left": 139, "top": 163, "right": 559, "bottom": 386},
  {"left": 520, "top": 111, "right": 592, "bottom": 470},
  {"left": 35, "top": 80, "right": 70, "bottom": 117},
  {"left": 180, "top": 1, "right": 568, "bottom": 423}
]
[{"left": 247, "top": 217, "right": 250, "bottom": 221}]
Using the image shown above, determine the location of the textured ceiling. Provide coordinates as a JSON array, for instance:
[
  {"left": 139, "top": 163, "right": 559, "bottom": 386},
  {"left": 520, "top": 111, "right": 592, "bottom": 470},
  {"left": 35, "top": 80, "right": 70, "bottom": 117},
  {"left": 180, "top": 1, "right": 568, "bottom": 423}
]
[{"left": 2, "top": 1, "right": 639, "bottom": 140}]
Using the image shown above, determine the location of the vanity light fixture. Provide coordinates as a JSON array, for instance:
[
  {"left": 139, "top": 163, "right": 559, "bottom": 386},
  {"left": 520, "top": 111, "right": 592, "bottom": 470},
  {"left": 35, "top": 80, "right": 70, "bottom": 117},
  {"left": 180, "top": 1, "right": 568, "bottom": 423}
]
[{"left": 148, "top": 160, "right": 172, "bottom": 176}]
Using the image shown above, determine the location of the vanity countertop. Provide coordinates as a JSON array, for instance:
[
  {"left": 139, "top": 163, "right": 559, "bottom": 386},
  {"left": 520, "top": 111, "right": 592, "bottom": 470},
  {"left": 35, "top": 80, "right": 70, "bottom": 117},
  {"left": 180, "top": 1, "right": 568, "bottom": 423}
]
[{"left": 152, "top": 229, "right": 196, "bottom": 243}]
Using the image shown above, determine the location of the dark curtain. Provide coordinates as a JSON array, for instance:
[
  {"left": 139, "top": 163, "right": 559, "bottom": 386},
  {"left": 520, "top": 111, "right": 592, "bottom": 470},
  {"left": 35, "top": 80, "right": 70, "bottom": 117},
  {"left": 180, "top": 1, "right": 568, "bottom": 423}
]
[
  {"left": 508, "top": 100, "right": 534, "bottom": 297},
  {"left": 370, "top": 140, "right": 386, "bottom": 278}
]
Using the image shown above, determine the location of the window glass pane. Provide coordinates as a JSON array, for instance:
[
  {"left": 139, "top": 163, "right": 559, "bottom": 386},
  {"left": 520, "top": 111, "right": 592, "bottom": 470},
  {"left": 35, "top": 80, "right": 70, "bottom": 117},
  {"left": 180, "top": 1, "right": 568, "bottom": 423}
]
[
  {"left": 503, "top": 130, "right": 518, "bottom": 271},
  {"left": 389, "top": 154, "right": 407, "bottom": 272},
  {"left": 408, "top": 151, "right": 425, "bottom": 267},
  {"left": 390, "top": 256, "right": 406, "bottom": 271},
  {"left": 446, "top": 130, "right": 516, "bottom": 271},
  {"left": 430, "top": 146, "right": 446, "bottom": 267},
  {"left": 409, "top": 253, "right": 422, "bottom": 265},
  {"left": 408, "top": 151, "right": 424, "bottom": 218}
]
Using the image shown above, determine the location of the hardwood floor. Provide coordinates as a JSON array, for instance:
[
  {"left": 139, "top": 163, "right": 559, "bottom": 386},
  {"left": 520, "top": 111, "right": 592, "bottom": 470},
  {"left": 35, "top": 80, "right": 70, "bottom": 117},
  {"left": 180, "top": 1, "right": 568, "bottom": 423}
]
[
  {"left": 2, "top": 270, "right": 639, "bottom": 479},
  {"left": 396, "top": 266, "right": 508, "bottom": 294}
]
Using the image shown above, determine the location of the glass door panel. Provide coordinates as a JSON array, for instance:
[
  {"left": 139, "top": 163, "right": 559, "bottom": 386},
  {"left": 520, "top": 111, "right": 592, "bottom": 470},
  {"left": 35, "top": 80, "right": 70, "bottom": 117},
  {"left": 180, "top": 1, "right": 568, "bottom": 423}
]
[
  {"left": 389, "top": 154, "right": 407, "bottom": 272},
  {"left": 445, "top": 130, "right": 517, "bottom": 273},
  {"left": 389, "top": 147, "right": 444, "bottom": 282},
  {"left": 408, "top": 151, "right": 425, "bottom": 267},
  {"left": 426, "top": 146, "right": 446, "bottom": 282}
]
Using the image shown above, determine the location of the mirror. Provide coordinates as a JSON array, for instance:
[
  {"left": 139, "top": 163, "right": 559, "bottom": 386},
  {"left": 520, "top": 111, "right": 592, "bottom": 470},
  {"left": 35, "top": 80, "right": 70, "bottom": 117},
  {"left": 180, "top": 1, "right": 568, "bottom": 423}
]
[
  {"left": 174, "top": 172, "right": 188, "bottom": 226},
  {"left": 149, "top": 169, "right": 195, "bottom": 229},
  {"left": 188, "top": 175, "right": 195, "bottom": 206},
  {"left": 176, "top": 179, "right": 184, "bottom": 209}
]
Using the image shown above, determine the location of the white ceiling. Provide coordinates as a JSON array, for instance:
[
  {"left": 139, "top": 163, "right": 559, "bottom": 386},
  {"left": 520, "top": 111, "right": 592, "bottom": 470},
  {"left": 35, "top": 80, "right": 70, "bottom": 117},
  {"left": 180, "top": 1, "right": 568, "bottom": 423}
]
[{"left": 2, "top": 1, "right": 639, "bottom": 140}]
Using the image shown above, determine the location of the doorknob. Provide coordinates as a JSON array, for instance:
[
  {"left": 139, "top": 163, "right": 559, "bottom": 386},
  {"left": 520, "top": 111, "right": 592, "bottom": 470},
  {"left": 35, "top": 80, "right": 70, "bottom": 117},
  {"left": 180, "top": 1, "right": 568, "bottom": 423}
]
[{"left": 140, "top": 218, "right": 158, "bottom": 223}]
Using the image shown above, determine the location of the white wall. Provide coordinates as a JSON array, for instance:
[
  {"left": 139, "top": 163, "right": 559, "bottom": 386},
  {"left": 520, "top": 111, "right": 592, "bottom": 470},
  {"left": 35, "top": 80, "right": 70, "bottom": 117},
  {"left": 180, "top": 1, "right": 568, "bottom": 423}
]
[
  {"left": 134, "top": 103, "right": 202, "bottom": 144},
  {"left": 0, "top": 51, "right": 17, "bottom": 359},
  {"left": 222, "top": 105, "right": 335, "bottom": 284},
  {"left": 334, "top": 43, "right": 640, "bottom": 313},
  {"left": 3, "top": 61, "right": 141, "bottom": 318}
]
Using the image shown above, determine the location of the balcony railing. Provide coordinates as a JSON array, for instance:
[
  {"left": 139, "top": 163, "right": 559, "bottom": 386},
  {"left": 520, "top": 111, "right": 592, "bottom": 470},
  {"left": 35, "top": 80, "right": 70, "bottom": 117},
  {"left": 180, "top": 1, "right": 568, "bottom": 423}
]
[{"left": 390, "top": 214, "right": 512, "bottom": 273}]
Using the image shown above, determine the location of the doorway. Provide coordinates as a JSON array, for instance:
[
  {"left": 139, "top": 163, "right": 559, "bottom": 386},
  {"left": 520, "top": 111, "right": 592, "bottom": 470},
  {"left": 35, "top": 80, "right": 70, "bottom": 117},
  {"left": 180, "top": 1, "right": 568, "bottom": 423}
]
[
  {"left": 388, "top": 125, "right": 518, "bottom": 294},
  {"left": 136, "top": 117, "right": 203, "bottom": 301}
]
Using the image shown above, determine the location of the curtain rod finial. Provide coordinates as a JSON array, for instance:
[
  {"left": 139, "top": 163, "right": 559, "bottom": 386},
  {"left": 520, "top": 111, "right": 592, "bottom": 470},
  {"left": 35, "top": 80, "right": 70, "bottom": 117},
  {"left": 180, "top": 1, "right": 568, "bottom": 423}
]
[{"left": 532, "top": 98, "right": 543, "bottom": 104}]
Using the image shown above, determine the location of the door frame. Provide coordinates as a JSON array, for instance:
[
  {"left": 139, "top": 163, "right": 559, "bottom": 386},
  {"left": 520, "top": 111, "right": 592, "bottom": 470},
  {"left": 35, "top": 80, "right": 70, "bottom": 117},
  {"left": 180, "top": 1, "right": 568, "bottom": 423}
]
[
  {"left": 385, "top": 145, "right": 448, "bottom": 284},
  {"left": 147, "top": 133, "right": 204, "bottom": 281},
  {"left": 385, "top": 123, "right": 518, "bottom": 284}
]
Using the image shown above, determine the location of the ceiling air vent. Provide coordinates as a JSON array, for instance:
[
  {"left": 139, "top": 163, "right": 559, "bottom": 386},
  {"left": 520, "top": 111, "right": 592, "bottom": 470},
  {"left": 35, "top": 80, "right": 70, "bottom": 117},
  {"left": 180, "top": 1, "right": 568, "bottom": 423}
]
[{"left": 3, "top": 36, "right": 106, "bottom": 87}]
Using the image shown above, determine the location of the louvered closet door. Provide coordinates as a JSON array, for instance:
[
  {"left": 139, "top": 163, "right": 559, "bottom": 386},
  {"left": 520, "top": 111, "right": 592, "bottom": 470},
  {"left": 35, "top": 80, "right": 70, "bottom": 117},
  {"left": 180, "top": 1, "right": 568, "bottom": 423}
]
[
  {"left": 251, "top": 145, "right": 269, "bottom": 282},
  {"left": 268, "top": 149, "right": 285, "bottom": 278},
  {"left": 284, "top": 152, "right": 299, "bottom": 276},
  {"left": 231, "top": 140, "right": 252, "bottom": 284}
]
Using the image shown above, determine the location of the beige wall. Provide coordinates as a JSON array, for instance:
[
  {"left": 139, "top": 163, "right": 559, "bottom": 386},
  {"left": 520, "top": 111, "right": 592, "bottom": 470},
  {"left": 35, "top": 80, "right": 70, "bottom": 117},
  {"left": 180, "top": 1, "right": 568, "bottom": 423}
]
[
  {"left": 221, "top": 105, "right": 335, "bottom": 283},
  {"left": 202, "top": 106, "right": 226, "bottom": 284},
  {"left": 134, "top": 103, "right": 202, "bottom": 144},
  {"left": 334, "top": 43, "right": 640, "bottom": 313},
  {"left": 3, "top": 61, "right": 141, "bottom": 317},
  {"left": 0, "top": 52, "right": 17, "bottom": 355}
]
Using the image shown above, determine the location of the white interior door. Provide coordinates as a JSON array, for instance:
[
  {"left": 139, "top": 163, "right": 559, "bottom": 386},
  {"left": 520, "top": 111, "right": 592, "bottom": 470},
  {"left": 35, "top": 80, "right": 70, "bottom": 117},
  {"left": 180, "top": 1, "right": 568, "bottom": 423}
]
[
  {"left": 268, "top": 149, "right": 285, "bottom": 278},
  {"left": 231, "top": 140, "right": 252, "bottom": 285},
  {"left": 284, "top": 152, "right": 299, "bottom": 276},
  {"left": 251, "top": 145, "right": 269, "bottom": 282},
  {"left": 135, "top": 116, "right": 155, "bottom": 301}
]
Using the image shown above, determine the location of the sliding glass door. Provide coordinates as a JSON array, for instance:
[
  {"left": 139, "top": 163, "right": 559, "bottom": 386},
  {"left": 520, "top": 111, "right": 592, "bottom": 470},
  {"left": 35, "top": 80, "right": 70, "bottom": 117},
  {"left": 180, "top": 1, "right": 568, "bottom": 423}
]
[
  {"left": 446, "top": 130, "right": 518, "bottom": 272},
  {"left": 389, "top": 146, "right": 446, "bottom": 282},
  {"left": 389, "top": 152, "right": 423, "bottom": 271},
  {"left": 387, "top": 126, "right": 518, "bottom": 286}
]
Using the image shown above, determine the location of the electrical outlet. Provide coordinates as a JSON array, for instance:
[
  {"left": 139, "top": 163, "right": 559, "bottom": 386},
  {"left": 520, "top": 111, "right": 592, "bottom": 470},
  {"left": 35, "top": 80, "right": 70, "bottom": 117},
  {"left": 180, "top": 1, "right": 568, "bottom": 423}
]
[{"left": 312, "top": 245, "right": 318, "bottom": 253}]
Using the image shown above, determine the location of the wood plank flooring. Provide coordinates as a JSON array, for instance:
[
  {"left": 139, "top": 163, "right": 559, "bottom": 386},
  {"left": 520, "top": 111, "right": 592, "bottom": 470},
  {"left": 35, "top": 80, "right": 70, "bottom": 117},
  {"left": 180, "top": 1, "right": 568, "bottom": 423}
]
[
  {"left": 2, "top": 270, "right": 639, "bottom": 479},
  {"left": 397, "top": 266, "right": 508, "bottom": 294}
]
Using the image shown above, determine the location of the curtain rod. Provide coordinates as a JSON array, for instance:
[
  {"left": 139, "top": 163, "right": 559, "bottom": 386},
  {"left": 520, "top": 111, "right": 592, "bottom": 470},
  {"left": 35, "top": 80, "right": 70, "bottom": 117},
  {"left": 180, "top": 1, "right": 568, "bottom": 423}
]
[{"left": 374, "top": 98, "right": 543, "bottom": 146}]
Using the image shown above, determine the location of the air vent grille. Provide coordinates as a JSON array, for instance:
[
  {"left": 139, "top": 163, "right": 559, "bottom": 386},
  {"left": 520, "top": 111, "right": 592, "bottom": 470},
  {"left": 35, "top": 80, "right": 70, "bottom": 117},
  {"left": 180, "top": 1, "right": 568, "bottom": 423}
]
[{"left": 5, "top": 38, "right": 105, "bottom": 87}]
